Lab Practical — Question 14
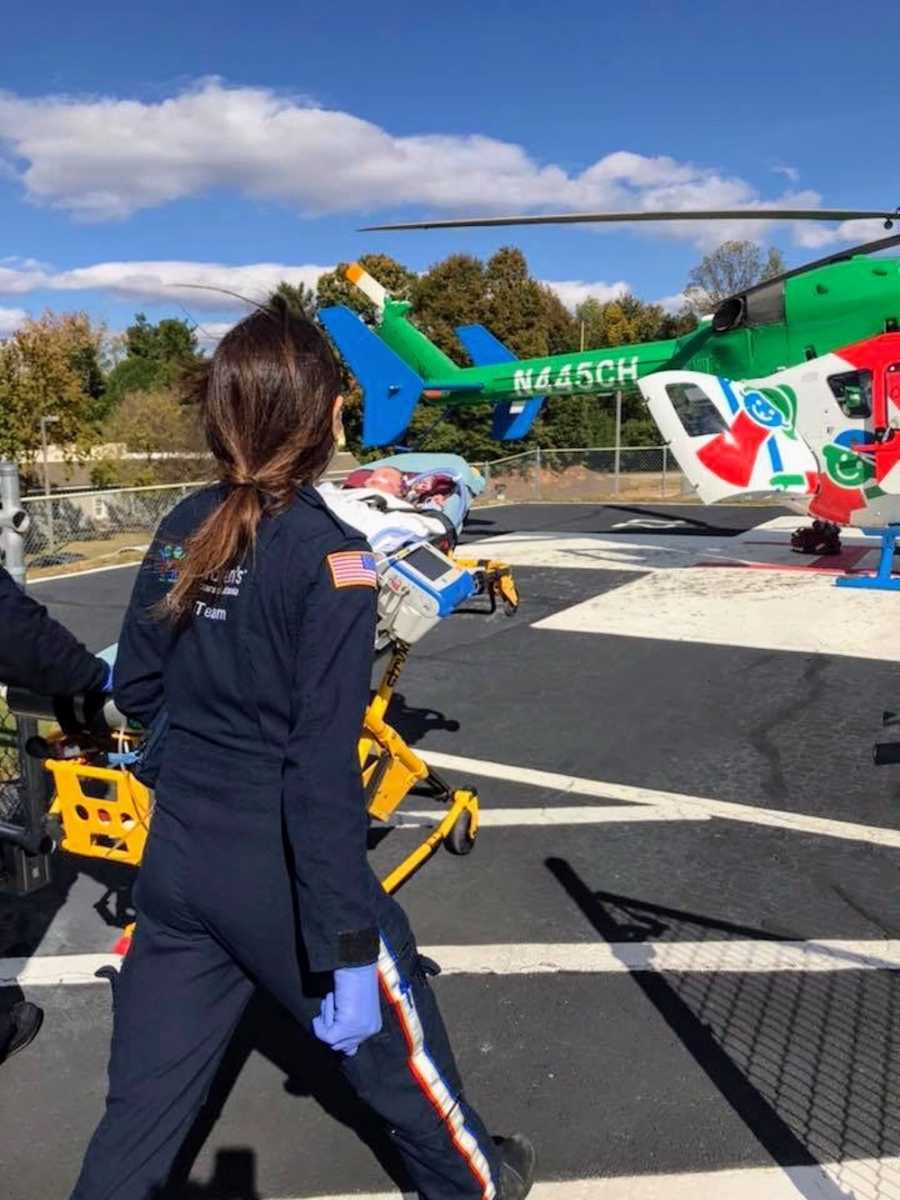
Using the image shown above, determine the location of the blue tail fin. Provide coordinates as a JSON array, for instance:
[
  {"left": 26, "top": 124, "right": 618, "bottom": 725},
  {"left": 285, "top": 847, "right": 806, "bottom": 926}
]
[
  {"left": 456, "top": 324, "right": 545, "bottom": 441},
  {"left": 319, "top": 305, "right": 423, "bottom": 447}
]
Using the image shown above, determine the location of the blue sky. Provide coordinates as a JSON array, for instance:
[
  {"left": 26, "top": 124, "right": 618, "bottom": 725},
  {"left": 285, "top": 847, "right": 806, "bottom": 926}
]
[{"left": 1, "top": 0, "right": 898, "bottom": 344}]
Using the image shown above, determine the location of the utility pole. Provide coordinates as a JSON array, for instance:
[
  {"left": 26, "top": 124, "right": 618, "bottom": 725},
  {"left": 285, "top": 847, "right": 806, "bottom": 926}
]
[
  {"left": 0, "top": 460, "right": 52, "bottom": 895},
  {"left": 40, "top": 414, "right": 59, "bottom": 558}
]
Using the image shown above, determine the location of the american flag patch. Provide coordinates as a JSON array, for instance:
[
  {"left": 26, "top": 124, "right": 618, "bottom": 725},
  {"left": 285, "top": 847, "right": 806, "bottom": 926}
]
[{"left": 327, "top": 550, "right": 377, "bottom": 589}]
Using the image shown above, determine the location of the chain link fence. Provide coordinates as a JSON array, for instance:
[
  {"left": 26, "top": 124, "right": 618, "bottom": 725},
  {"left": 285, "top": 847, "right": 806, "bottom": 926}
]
[
  {"left": 0, "top": 708, "right": 20, "bottom": 792},
  {"left": 14, "top": 447, "right": 690, "bottom": 577},
  {"left": 21, "top": 482, "right": 203, "bottom": 573},
  {"left": 474, "top": 446, "right": 690, "bottom": 506}
]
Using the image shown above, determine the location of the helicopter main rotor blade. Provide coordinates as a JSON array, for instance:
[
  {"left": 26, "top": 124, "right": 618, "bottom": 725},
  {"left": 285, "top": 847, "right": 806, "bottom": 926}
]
[{"left": 360, "top": 208, "right": 899, "bottom": 232}]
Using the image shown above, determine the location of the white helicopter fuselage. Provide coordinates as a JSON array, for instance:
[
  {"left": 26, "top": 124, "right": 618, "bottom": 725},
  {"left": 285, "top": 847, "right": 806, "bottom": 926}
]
[{"left": 640, "top": 333, "right": 900, "bottom": 531}]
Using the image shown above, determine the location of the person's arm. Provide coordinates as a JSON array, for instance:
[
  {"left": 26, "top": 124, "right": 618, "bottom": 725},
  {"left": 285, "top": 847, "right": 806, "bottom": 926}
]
[
  {"left": 283, "top": 538, "right": 379, "bottom": 975},
  {"left": 114, "top": 536, "right": 179, "bottom": 727},
  {"left": 0, "top": 566, "right": 107, "bottom": 695}
]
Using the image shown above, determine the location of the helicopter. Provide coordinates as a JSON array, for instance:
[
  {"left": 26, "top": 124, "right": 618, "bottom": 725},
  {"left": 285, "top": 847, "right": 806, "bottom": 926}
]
[{"left": 317, "top": 207, "right": 900, "bottom": 588}]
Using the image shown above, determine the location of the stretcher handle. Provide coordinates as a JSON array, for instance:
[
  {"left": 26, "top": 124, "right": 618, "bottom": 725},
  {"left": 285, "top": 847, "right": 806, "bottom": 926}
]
[
  {"left": 0, "top": 817, "right": 53, "bottom": 855},
  {"left": 6, "top": 686, "right": 130, "bottom": 735}
]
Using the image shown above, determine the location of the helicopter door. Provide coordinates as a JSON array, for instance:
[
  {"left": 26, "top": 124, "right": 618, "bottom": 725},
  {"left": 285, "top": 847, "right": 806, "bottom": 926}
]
[{"left": 641, "top": 370, "right": 818, "bottom": 504}]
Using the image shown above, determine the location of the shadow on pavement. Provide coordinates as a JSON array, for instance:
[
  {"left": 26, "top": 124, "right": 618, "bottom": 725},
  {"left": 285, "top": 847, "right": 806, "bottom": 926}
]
[
  {"left": 547, "top": 858, "right": 900, "bottom": 1200},
  {"left": 387, "top": 690, "right": 460, "bottom": 747},
  {"left": 162, "top": 991, "right": 410, "bottom": 1198}
]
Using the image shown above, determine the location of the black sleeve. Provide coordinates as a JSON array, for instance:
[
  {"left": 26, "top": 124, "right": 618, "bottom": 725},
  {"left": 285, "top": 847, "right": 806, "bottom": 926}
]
[
  {"left": 282, "top": 537, "right": 379, "bottom": 974},
  {"left": 114, "top": 535, "right": 179, "bottom": 728},
  {"left": 0, "top": 567, "right": 106, "bottom": 696}
]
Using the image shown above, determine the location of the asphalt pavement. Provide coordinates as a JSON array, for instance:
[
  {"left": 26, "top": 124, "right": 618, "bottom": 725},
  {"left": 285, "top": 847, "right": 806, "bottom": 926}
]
[{"left": 2, "top": 502, "right": 899, "bottom": 1200}]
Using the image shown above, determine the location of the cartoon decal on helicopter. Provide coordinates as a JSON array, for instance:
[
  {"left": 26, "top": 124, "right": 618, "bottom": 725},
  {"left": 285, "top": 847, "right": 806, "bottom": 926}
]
[
  {"left": 318, "top": 205, "right": 900, "bottom": 587},
  {"left": 641, "top": 331, "right": 900, "bottom": 549}
]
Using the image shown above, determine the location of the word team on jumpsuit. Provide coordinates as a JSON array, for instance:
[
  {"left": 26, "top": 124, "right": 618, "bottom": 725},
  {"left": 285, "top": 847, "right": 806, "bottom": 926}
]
[{"left": 69, "top": 304, "right": 533, "bottom": 1200}]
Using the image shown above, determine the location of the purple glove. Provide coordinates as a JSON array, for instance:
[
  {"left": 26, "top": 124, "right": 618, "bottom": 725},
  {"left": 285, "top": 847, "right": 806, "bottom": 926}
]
[{"left": 312, "top": 963, "right": 382, "bottom": 1056}]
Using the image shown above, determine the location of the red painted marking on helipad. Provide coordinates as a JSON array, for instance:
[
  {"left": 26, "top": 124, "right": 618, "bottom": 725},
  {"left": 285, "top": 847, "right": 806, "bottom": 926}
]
[{"left": 695, "top": 545, "right": 876, "bottom": 575}]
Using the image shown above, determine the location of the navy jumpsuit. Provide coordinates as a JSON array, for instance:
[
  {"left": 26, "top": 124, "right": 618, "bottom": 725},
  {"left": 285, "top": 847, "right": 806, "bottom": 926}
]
[
  {"left": 0, "top": 565, "right": 107, "bottom": 695},
  {"left": 70, "top": 485, "right": 500, "bottom": 1200}
]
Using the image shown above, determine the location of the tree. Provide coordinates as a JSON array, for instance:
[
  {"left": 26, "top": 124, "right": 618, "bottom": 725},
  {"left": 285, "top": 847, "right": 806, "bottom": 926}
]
[
  {"left": 124, "top": 313, "right": 198, "bottom": 366},
  {"left": 102, "top": 388, "right": 203, "bottom": 485},
  {"left": 575, "top": 293, "right": 669, "bottom": 349},
  {"left": 0, "top": 312, "right": 104, "bottom": 463},
  {"left": 411, "top": 254, "right": 486, "bottom": 358},
  {"left": 105, "top": 314, "right": 201, "bottom": 405},
  {"left": 685, "top": 241, "right": 786, "bottom": 314},
  {"left": 410, "top": 247, "right": 581, "bottom": 456},
  {"left": 105, "top": 388, "right": 192, "bottom": 459}
]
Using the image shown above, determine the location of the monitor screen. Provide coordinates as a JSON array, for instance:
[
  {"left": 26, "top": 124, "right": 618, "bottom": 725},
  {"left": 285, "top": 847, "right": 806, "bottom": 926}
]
[{"left": 405, "top": 545, "right": 450, "bottom": 581}]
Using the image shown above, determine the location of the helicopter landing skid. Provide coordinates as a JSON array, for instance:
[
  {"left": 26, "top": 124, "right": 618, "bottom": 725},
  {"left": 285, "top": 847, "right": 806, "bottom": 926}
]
[{"left": 836, "top": 527, "right": 900, "bottom": 591}]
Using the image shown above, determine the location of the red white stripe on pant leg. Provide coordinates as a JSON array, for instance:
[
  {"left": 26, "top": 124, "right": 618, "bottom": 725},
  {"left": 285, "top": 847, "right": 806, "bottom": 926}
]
[{"left": 377, "top": 937, "right": 497, "bottom": 1200}]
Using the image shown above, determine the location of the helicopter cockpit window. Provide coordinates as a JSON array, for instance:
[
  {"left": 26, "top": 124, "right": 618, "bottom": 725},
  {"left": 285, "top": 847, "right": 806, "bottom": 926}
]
[
  {"left": 827, "top": 369, "right": 872, "bottom": 419},
  {"left": 665, "top": 383, "right": 729, "bottom": 438}
]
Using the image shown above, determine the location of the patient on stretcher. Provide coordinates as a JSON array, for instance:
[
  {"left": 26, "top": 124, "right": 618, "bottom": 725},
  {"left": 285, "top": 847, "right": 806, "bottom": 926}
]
[{"left": 317, "top": 453, "right": 483, "bottom": 555}]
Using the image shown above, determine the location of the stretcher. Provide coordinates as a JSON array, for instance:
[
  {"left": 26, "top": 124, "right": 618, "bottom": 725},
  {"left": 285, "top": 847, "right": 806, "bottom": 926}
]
[{"left": 3, "top": 456, "right": 519, "bottom": 932}]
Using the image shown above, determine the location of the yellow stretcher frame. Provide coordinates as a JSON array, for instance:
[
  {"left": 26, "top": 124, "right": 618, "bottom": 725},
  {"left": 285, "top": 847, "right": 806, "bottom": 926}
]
[{"left": 39, "top": 557, "right": 519, "bottom": 901}]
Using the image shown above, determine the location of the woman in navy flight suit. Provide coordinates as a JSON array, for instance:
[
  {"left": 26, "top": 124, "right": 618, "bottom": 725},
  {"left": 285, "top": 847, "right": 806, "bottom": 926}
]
[{"left": 69, "top": 304, "right": 534, "bottom": 1200}]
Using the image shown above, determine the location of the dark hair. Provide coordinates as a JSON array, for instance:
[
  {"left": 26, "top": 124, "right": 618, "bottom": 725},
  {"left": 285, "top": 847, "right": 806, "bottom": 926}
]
[{"left": 163, "top": 302, "right": 341, "bottom": 622}]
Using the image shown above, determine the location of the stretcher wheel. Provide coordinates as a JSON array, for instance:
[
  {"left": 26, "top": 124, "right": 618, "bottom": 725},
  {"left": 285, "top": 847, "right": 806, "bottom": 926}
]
[{"left": 446, "top": 806, "right": 476, "bottom": 856}]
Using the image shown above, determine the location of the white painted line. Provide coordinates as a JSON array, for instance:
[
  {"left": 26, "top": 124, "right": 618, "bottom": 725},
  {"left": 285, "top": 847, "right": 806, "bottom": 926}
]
[
  {"left": 8, "top": 938, "right": 900, "bottom": 989},
  {"left": 467, "top": 531, "right": 736, "bottom": 572},
  {"left": 429, "top": 940, "right": 900, "bottom": 975},
  {"left": 421, "top": 749, "right": 900, "bottom": 848},
  {"left": 2, "top": 953, "right": 120, "bottom": 986},
  {"left": 233, "top": 1158, "right": 900, "bottom": 1199},
  {"left": 533, "top": 566, "right": 900, "bottom": 661},
  {"left": 28, "top": 558, "right": 144, "bottom": 585},
  {"left": 403, "top": 805, "right": 707, "bottom": 826}
]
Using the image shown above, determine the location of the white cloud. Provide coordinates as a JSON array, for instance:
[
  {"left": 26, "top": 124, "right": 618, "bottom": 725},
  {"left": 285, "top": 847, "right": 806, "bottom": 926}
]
[
  {"left": 655, "top": 291, "right": 689, "bottom": 314},
  {"left": 0, "top": 78, "right": 838, "bottom": 248},
  {"left": 0, "top": 258, "right": 332, "bottom": 310},
  {"left": 543, "top": 279, "right": 630, "bottom": 310},
  {"left": 793, "top": 217, "right": 890, "bottom": 250},
  {"left": 192, "top": 319, "right": 236, "bottom": 352},
  {"left": 773, "top": 164, "right": 800, "bottom": 184},
  {"left": 0, "top": 306, "right": 26, "bottom": 336}
]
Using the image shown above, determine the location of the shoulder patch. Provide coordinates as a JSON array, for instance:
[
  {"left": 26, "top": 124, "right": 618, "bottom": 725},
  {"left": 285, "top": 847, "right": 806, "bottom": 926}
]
[
  {"left": 326, "top": 550, "right": 377, "bottom": 590},
  {"left": 149, "top": 538, "right": 185, "bottom": 584}
]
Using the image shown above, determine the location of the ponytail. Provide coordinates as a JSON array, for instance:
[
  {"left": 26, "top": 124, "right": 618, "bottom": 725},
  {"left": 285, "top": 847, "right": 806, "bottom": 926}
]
[{"left": 161, "top": 304, "right": 341, "bottom": 624}]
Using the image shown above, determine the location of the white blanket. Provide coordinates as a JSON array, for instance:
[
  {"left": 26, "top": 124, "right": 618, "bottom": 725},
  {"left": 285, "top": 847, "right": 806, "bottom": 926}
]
[{"left": 316, "top": 483, "right": 448, "bottom": 555}]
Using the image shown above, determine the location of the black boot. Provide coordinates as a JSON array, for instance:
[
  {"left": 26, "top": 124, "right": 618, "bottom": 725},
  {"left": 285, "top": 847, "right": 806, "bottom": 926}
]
[
  {"left": 495, "top": 1133, "right": 536, "bottom": 1199},
  {"left": 0, "top": 1001, "right": 43, "bottom": 1065}
]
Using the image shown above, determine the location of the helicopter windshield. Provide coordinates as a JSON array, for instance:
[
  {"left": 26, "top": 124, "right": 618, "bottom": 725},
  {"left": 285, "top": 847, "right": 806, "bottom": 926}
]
[
  {"left": 827, "top": 369, "right": 872, "bottom": 419},
  {"left": 665, "top": 382, "right": 730, "bottom": 438}
]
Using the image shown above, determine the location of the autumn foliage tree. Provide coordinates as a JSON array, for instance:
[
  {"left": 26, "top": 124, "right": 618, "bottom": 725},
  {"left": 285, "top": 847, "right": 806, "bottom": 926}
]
[
  {"left": 0, "top": 312, "right": 105, "bottom": 464},
  {"left": 99, "top": 388, "right": 203, "bottom": 486}
]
